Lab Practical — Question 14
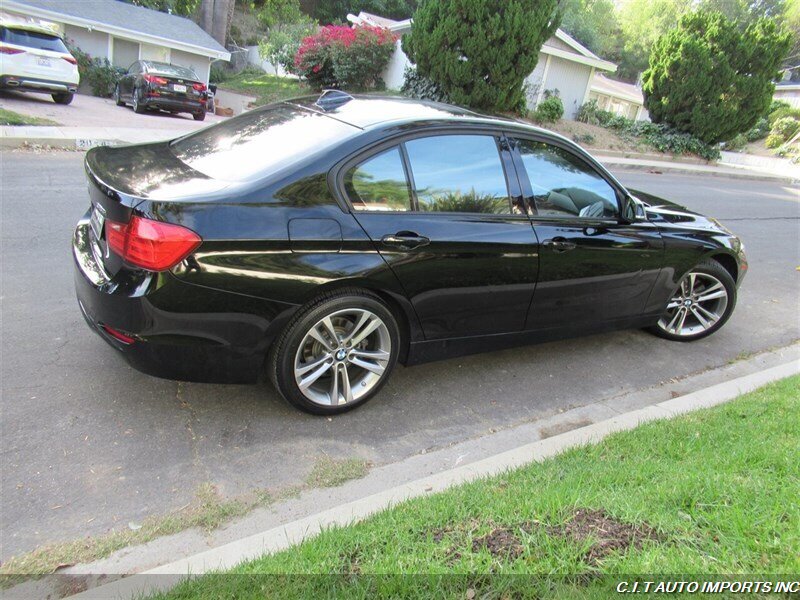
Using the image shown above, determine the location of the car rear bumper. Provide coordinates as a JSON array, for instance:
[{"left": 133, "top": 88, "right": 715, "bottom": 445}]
[
  {"left": 1, "top": 74, "right": 77, "bottom": 94},
  {"left": 73, "top": 215, "right": 294, "bottom": 384},
  {"left": 141, "top": 95, "right": 205, "bottom": 113}
]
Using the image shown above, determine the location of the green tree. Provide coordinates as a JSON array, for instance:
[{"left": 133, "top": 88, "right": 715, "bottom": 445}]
[
  {"left": 559, "top": 0, "right": 622, "bottom": 58},
  {"left": 642, "top": 11, "right": 792, "bottom": 144},
  {"left": 617, "top": 0, "right": 693, "bottom": 81},
  {"left": 402, "top": 0, "right": 561, "bottom": 112},
  {"left": 128, "top": 0, "right": 200, "bottom": 15}
]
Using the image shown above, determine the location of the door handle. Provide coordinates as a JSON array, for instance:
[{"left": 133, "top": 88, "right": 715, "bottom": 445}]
[
  {"left": 381, "top": 231, "right": 430, "bottom": 249},
  {"left": 542, "top": 237, "right": 577, "bottom": 252}
]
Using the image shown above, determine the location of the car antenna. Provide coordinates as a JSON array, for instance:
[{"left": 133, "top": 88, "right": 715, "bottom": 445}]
[{"left": 314, "top": 89, "right": 354, "bottom": 111}]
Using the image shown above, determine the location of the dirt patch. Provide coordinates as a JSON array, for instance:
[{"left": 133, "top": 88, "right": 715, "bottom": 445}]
[
  {"left": 471, "top": 527, "right": 525, "bottom": 559},
  {"left": 547, "top": 508, "right": 662, "bottom": 566},
  {"left": 539, "top": 418, "right": 593, "bottom": 439}
]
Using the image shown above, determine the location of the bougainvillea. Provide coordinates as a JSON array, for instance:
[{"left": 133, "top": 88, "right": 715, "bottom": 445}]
[{"left": 294, "top": 25, "right": 396, "bottom": 90}]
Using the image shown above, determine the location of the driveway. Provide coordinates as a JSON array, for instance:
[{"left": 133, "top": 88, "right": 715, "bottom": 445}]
[
  {"left": 0, "top": 89, "right": 226, "bottom": 131},
  {"left": 1, "top": 154, "right": 798, "bottom": 560}
]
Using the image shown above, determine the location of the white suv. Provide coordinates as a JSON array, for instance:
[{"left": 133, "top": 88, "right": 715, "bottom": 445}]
[{"left": 0, "top": 19, "right": 79, "bottom": 105}]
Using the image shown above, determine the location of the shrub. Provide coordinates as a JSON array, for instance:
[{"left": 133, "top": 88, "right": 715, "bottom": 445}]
[
  {"left": 770, "top": 116, "right": 800, "bottom": 141},
  {"left": 577, "top": 99, "right": 720, "bottom": 160},
  {"left": 66, "top": 41, "right": 121, "bottom": 97},
  {"left": 745, "top": 117, "right": 770, "bottom": 142},
  {"left": 402, "top": 0, "right": 562, "bottom": 113},
  {"left": 641, "top": 11, "right": 791, "bottom": 144},
  {"left": 769, "top": 99, "right": 791, "bottom": 113},
  {"left": 765, "top": 133, "right": 784, "bottom": 148},
  {"left": 400, "top": 67, "right": 450, "bottom": 103},
  {"left": 724, "top": 134, "right": 748, "bottom": 151},
  {"left": 768, "top": 106, "right": 800, "bottom": 126},
  {"left": 294, "top": 25, "right": 396, "bottom": 90},
  {"left": 531, "top": 94, "right": 564, "bottom": 124},
  {"left": 259, "top": 20, "right": 317, "bottom": 75},
  {"left": 210, "top": 64, "right": 232, "bottom": 83}
]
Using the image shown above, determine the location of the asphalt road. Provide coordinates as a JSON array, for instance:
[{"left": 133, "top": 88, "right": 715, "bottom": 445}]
[{"left": 1, "top": 152, "right": 798, "bottom": 561}]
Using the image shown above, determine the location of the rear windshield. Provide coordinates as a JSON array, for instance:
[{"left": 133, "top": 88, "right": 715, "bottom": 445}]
[
  {"left": 146, "top": 63, "right": 198, "bottom": 80},
  {"left": 170, "top": 104, "right": 359, "bottom": 182},
  {"left": 0, "top": 26, "right": 68, "bottom": 53}
]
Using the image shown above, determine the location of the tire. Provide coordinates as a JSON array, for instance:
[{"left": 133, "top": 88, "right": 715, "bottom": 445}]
[
  {"left": 52, "top": 92, "right": 73, "bottom": 105},
  {"left": 269, "top": 289, "right": 400, "bottom": 415},
  {"left": 114, "top": 85, "right": 124, "bottom": 106},
  {"left": 648, "top": 259, "right": 736, "bottom": 342},
  {"left": 132, "top": 88, "right": 146, "bottom": 114},
  {"left": 193, "top": 110, "right": 206, "bottom": 121}
]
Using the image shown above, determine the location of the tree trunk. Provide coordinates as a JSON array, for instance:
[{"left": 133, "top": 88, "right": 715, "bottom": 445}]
[{"left": 211, "top": 0, "right": 232, "bottom": 46}]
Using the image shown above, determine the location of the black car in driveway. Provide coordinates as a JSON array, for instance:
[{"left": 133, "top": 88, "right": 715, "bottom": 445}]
[
  {"left": 73, "top": 92, "right": 747, "bottom": 414},
  {"left": 114, "top": 60, "right": 207, "bottom": 121}
]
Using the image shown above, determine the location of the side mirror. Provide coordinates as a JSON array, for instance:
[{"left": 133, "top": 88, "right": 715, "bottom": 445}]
[{"left": 622, "top": 195, "right": 647, "bottom": 222}]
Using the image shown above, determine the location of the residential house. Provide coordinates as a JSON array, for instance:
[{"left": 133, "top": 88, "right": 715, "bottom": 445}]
[
  {"left": 774, "top": 71, "right": 800, "bottom": 108},
  {"left": 2, "top": 0, "right": 230, "bottom": 83},
  {"left": 588, "top": 73, "right": 648, "bottom": 121},
  {"left": 347, "top": 11, "right": 617, "bottom": 120}
]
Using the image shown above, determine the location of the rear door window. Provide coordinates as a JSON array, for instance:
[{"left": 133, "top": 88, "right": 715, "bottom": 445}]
[
  {"left": 404, "top": 134, "right": 512, "bottom": 214},
  {"left": 0, "top": 26, "right": 68, "bottom": 53},
  {"left": 346, "top": 147, "right": 411, "bottom": 211}
]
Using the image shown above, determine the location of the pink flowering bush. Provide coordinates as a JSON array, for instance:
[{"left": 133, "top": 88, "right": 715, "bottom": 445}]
[{"left": 294, "top": 25, "right": 396, "bottom": 90}]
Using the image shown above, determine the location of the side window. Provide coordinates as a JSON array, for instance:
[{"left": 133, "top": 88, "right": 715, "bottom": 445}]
[
  {"left": 517, "top": 140, "right": 619, "bottom": 218},
  {"left": 346, "top": 146, "right": 411, "bottom": 211},
  {"left": 405, "top": 135, "right": 512, "bottom": 214}
]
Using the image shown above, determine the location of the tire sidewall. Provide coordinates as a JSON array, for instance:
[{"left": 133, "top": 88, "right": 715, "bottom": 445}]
[
  {"left": 653, "top": 260, "right": 737, "bottom": 342},
  {"left": 272, "top": 293, "right": 400, "bottom": 415}
]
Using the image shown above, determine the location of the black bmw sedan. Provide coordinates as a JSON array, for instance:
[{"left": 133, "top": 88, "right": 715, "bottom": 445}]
[{"left": 73, "top": 92, "right": 747, "bottom": 414}]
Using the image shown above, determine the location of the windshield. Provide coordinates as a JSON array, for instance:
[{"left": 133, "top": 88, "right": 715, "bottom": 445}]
[
  {"left": 146, "top": 62, "right": 199, "bottom": 80},
  {"left": 170, "top": 104, "right": 359, "bottom": 182},
  {"left": 0, "top": 26, "right": 68, "bottom": 53}
]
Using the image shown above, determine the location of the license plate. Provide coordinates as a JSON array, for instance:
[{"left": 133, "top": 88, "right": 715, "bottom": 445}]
[
  {"left": 172, "top": 84, "right": 186, "bottom": 93},
  {"left": 37, "top": 57, "right": 51, "bottom": 67},
  {"left": 90, "top": 204, "right": 106, "bottom": 240}
]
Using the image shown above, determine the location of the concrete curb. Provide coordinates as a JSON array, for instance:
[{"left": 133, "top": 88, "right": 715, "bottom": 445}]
[
  {"left": 597, "top": 157, "right": 799, "bottom": 183},
  {"left": 67, "top": 360, "right": 799, "bottom": 599}
]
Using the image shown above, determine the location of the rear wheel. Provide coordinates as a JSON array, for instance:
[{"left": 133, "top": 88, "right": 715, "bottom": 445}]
[
  {"left": 113, "top": 85, "right": 124, "bottom": 106},
  {"left": 52, "top": 92, "right": 73, "bottom": 105},
  {"left": 649, "top": 260, "right": 736, "bottom": 341},
  {"left": 193, "top": 110, "right": 206, "bottom": 121},
  {"left": 132, "top": 88, "right": 146, "bottom": 113},
  {"left": 269, "top": 290, "right": 400, "bottom": 415}
]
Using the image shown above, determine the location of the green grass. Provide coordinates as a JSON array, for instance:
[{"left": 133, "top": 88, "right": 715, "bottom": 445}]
[
  {"left": 216, "top": 70, "right": 308, "bottom": 107},
  {"left": 305, "top": 456, "right": 371, "bottom": 488},
  {"left": 150, "top": 375, "right": 799, "bottom": 599},
  {"left": 0, "top": 108, "right": 58, "bottom": 126}
]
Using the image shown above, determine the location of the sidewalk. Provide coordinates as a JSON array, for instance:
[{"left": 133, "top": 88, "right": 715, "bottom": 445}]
[{"left": 3, "top": 124, "right": 797, "bottom": 183}]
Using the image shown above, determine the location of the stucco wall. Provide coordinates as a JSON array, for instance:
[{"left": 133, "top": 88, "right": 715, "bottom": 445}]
[
  {"left": 382, "top": 39, "right": 411, "bottom": 90},
  {"left": 63, "top": 24, "right": 108, "bottom": 59},
  {"left": 542, "top": 56, "right": 593, "bottom": 119}
]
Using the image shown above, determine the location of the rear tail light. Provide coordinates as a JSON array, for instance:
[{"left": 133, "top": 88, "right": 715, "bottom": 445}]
[
  {"left": 0, "top": 46, "right": 25, "bottom": 55},
  {"left": 62, "top": 55, "right": 78, "bottom": 65},
  {"left": 192, "top": 83, "right": 207, "bottom": 92},
  {"left": 106, "top": 215, "right": 201, "bottom": 271},
  {"left": 101, "top": 324, "right": 136, "bottom": 344},
  {"left": 143, "top": 74, "right": 168, "bottom": 85}
]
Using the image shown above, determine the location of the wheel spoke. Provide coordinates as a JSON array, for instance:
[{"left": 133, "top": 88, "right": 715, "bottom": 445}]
[
  {"left": 339, "top": 364, "right": 353, "bottom": 404},
  {"left": 690, "top": 307, "right": 711, "bottom": 329},
  {"left": 329, "top": 362, "right": 339, "bottom": 404},
  {"left": 687, "top": 273, "right": 696, "bottom": 295},
  {"left": 348, "top": 315, "right": 382, "bottom": 347},
  {"left": 694, "top": 302, "right": 718, "bottom": 322},
  {"left": 674, "top": 307, "right": 688, "bottom": 333},
  {"left": 298, "top": 359, "right": 332, "bottom": 391},
  {"left": 296, "top": 354, "right": 331, "bottom": 377},
  {"left": 350, "top": 348, "right": 391, "bottom": 361},
  {"left": 696, "top": 284, "right": 726, "bottom": 303},
  {"left": 665, "top": 308, "right": 683, "bottom": 332},
  {"left": 350, "top": 356, "right": 386, "bottom": 375},
  {"left": 308, "top": 325, "right": 334, "bottom": 352},
  {"left": 666, "top": 297, "right": 683, "bottom": 310}
]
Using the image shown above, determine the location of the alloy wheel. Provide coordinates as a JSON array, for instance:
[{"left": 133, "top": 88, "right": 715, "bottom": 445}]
[
  {"left": 293, "top": 308, "right": 391, "bottom": 407},
  {"left": 657, "top": 271, "right": 729, "bottom": 337}
]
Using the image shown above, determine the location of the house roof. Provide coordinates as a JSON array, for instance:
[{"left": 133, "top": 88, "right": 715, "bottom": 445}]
[
  {"left": 349, "top": 11, "right": 615, "bottom": 72},
  {"left": 590, "top": 73, "right": 643, "bottom": 105},
  {"left": 2, "top": 0, "right": 230, "bottom": 60}
]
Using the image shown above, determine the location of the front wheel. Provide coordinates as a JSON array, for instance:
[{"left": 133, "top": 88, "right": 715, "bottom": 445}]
[
  {"left": 52, "top": 92, "right": 73, "bottom": 105},
  {"left": 193, "top": 110, "right": 205, "bottom": 121},
  {"left": 114, "top": 85, "right": 124, "bottom": 106},
  {"left": 269, "top": 290, "right": 400, "bottom": 415},
  {"left": 649, "top": 260, "right": 736, "bottom": 341}
]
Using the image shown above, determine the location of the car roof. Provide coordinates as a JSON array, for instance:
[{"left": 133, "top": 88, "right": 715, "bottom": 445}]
[{"left": 287, "top": 94, "right": 541, "bottom": 133}]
